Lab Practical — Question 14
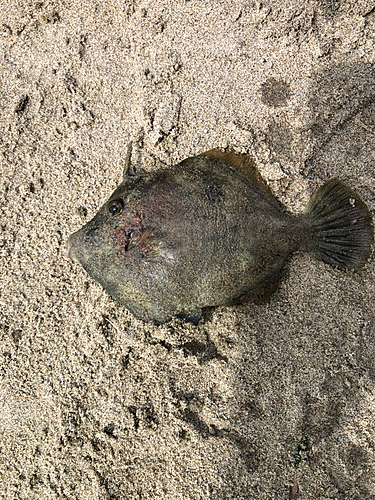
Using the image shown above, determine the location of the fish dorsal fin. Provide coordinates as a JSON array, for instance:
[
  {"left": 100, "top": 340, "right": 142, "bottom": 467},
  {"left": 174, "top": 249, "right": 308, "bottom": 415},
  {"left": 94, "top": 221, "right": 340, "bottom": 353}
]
[
  {"left": 123, "top": 141, "right": 137, "bottom": 180},
  {"left": 199, "top": 149, "right": 276, "bottom": 200}
]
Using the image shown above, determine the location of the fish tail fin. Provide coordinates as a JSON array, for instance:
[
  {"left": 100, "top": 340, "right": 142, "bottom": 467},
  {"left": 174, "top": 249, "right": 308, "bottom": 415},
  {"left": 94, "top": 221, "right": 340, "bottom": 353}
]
[{"left": 302, "top": 178, "right": 373, "bottom": 270}]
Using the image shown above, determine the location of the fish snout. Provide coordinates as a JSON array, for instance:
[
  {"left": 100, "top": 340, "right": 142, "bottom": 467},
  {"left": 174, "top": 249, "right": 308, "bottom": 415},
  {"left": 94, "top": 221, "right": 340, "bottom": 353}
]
[
  {"left": 65, "top": 235, "right": 80, "bottom": 263},
  {"left": 65, "top": 236, "right": 73, "bottom": 260}
]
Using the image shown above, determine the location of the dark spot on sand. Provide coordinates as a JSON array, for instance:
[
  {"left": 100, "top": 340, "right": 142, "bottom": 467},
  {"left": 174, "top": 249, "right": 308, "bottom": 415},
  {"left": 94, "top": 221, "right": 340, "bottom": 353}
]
[
  {"left": 15, "top": 95, "right": 29, "bottom": 115},
  {"left": 103, "top": 422, "right": 116, "bottom": 438},
  {"left": 181, "top": 339, "right": 228, "bottom": 364},
  {"left": 261, "top": 78, "right": 291, "bottom": 107}
]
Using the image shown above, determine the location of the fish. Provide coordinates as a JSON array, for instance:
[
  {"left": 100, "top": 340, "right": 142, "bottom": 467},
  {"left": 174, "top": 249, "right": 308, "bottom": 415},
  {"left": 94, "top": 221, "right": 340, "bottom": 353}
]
[{"left": 66, "top": 148, "right": 374, "bottom": 324}]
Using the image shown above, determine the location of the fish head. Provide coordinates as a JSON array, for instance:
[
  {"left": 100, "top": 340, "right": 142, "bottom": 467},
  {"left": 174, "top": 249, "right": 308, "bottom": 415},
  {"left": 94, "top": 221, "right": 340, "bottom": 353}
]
[
  {"left": 65, "top": 170, "right": 186, "bottom": 317},
  {"left": 66, "top": 176, "right": 158, "bottom": 293}
]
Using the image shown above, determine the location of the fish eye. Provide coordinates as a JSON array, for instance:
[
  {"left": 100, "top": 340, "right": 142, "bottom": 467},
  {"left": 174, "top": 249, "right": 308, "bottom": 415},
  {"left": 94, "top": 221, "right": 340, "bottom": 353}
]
[{"left": 108, "top": 199, "right": 123, "bottom": 216}]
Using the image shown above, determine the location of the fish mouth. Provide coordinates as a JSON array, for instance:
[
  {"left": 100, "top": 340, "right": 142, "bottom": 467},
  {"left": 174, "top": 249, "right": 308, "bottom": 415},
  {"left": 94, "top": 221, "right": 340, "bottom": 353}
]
[
  {"left": 65, "top": 237, "right": 72, "bottom": 258},
  {"left": 65, "top": 235, "right": 79, "bottom": 263}
]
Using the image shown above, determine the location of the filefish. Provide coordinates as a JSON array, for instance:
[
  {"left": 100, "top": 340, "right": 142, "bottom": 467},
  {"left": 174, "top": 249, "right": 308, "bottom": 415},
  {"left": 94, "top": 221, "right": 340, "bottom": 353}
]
[{"left": 66, "top": 149, "right": 374, "bottom": 324}]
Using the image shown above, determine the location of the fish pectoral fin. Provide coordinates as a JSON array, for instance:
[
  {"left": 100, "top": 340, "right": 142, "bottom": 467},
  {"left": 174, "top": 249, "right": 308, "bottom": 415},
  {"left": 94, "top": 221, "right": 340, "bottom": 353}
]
[
  {"left": 126, "top": 225, "right": 157, "bottom": 251},
  {"left": 128, "top": 224, "right": 170, "bottom": 262},
  {"left": 140, "top": 225, "right": 157, "bottom": 242}
]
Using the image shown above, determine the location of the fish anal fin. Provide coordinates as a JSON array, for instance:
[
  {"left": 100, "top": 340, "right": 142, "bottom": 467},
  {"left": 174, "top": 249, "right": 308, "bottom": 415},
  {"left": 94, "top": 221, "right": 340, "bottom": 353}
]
[{"left": 224, "top": 270, "right": 282, "bottom": 306}]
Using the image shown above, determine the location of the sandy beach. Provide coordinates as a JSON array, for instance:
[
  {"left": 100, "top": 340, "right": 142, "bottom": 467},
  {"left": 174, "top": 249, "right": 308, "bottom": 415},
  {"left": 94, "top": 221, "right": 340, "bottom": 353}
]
[{"left": 1, "top": 1, "right": 375, "bottom": 498}]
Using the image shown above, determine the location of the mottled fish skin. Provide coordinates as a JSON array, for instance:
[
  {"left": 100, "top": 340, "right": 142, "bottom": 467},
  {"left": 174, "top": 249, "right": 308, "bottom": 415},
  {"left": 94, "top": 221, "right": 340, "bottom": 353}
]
[{"left": 67, "top": 149, "right": 373, "bottom": 324}]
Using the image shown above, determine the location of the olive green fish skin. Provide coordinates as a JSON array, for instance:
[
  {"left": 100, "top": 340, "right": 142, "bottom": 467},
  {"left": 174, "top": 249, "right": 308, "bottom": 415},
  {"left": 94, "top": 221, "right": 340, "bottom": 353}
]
[{"left": 67, "top": 152, "right": 373, "bottom": 324}]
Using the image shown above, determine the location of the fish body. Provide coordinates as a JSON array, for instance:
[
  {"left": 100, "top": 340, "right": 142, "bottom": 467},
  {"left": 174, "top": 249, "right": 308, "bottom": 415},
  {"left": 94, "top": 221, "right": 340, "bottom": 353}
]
[{"left": 67, "top": 150, "right": 373, "bottom": 323}]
